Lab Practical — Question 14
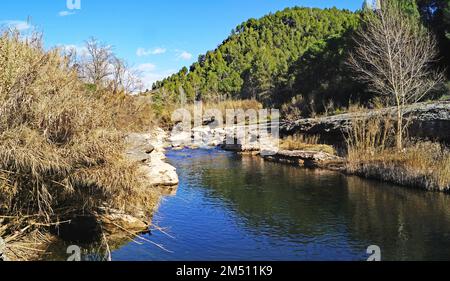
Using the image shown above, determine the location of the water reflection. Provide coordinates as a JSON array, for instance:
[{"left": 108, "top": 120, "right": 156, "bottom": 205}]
[{"left": 112, "top": 149, "right": 450, "bottom": 261}]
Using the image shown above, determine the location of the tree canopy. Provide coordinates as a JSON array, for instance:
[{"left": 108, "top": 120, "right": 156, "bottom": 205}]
[
  {"left": 152, "top": 2, "right": 449, "bottom": 118},
  {"left": 152, "top": 7, "right": 360, "bottom": 110}
]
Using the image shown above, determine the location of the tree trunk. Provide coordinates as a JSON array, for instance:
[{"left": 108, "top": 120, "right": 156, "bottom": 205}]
[{"left": 396, "top": 107, "right": 403, "bottom": 151}]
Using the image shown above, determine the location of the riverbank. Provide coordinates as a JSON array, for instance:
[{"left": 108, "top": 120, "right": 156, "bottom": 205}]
[
  {"left": 99, "top": 128, "right": 179, "bottom": 241},
  {"left": 0, "top": 31, "right": 178, "bottom": 261},
  {"left": 280, "top": 101, "right": 450, "bottom": 145},
  {"left": 1, "top": 128, "right": 178, "bottom": 261},
  {"left": 259, "top": 143, "right": 449, "bottom": 192}
]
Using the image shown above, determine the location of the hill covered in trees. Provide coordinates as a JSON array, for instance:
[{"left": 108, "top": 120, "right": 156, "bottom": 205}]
[
  {"left": 152, "top": 7, "right": 361, "bottom": 116},
  {"left": 152, "top": 2, "right": 450, "bottom": 118}
]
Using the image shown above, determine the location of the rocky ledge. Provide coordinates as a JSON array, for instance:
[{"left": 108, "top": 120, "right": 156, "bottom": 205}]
[
  {"left": 100, "top": 128, "right": 179, "bottom": 235},
  {"left": 262, "top": 150, "right": 345, "bottom": 170},
  {"left": 127, "top": 129, "right": 179, "bottom": 187},
  {"left": 281, "top": 101, "right": 450, "bottom": 145}
]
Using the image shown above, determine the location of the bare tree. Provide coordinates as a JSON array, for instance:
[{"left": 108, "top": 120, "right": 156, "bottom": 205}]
[
  {"left": 67, "top": 38, "right": 143, "bottom": 94},
  {"left": 110, "top": 56, "right": 126, "bottom": 94},
  {"left": 82, "top": 37, "right": 113, "bottom": 87},
  {"left": 110, "top": 57, "right": 143, "bottom": 94},
  {"left": 348, "top": 0, "right": 444, "bottom": 150}
]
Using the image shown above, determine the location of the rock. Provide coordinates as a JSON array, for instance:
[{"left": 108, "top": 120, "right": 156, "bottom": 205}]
[
  {"left": 0, "top": 237, "right": 8, "bottom": 261},
  {"left": 168, "top": 122, "right": 281, "bottom": 154},
  {"left": 281, "top": 101, "right": 450, "bottom": 145},
  {"left": 126, "top": 129, "right": 179, "bottom": 187},
  {"left": 101, "top": 209, "right": 148, "bottom": 234},
  {"left": 169, "top": 123, "right": 193, "bottom": 147},
  {"left": 262, "top": 150, "right": 344, "bottom": 169},
  {"left": 169, "top": 131, "right": 192, "bottom": 148},
  {"left": 126, "top": 134, "right": 154, "bottom": 163},
  {"left": 145, "top": 144, "right": 155, "bottom": 154},
  {"left": 149, "top": 128, "right": 170, "bottom": 151},
  {"left": 221, "top": 142, "right": 260, "bottom": 152},
  {"left": 221, "top": 133, "right": 279, "bottom": 155},
  {"left": 141, "top": 161, "right": 179, "bottom": 187},
  {"left": 202, "top": 116, "right": 216, "bottom": 126}
]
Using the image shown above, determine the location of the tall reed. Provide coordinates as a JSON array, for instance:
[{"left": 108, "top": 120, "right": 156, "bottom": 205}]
[{"left": 0, "top": 31, "right": 157, "bottom": 238}]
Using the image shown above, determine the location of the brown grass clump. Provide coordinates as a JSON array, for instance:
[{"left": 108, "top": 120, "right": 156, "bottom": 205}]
[
  {"left": 186, "top": 99, "right": 263, "bottom": 118},
  {"left": 202, "top": 99, "right": 263, "bottom": 113},
  {"left": 0, "top": 30, "right": 157, "bottom": 253},
  {"left": 346, "top": 114, "right": 450, "bottom": 191},
  {"left": 280, "top": 134, "right": 336, "bottom": 155},
  {"left": 101, "top": 92, "right": 156, "bottom": 133}
]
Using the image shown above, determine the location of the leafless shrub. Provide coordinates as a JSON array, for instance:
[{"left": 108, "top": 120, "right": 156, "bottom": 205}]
[{"left": 67, "top": 37, "right": 143, "bottom": 94}]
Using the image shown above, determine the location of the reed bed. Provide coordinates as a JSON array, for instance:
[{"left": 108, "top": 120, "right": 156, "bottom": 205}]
[
  {"left": 345, "top": 114, "right": 450, "bottom": 191},
  {"left": 0, "top": 31, "right": 158, "bottom": 259}
]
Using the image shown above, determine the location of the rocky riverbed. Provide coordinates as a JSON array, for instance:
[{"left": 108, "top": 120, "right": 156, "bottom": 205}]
[{"left": 169, "top": 122, "right": 342, "bottom": 169}]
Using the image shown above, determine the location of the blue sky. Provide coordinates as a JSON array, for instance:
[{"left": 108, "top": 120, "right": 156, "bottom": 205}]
[{"left": 0, "top": 0, "right": 363, "bottom": 89}]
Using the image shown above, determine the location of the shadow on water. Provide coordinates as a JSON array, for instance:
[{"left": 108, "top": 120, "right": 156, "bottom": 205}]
[{"left": 110, "top": 148, "right": 450, "bottom": 261}]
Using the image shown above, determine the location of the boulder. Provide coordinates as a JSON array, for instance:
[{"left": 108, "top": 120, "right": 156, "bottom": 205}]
[
  {"left": 141, "top": 160, "right": 179, "bottom": 187},
  {"left": 100, "top": 209, "right": 149, "bottom": 234},
  {"left": 126, "top": 130, "right": 179, "bottom": 187}
]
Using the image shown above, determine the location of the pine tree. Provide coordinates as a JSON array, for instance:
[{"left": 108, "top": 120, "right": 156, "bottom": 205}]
[
  {"left": 397, "top": 0, "right": 420, "bottom": 19},
  {"left": 152, "top": 7, "right": 360, "bottom": 110}
]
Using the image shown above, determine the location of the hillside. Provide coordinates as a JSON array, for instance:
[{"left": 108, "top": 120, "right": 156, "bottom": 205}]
[{"left": 152, "top": 7, "right": 361, "bottom": 115}]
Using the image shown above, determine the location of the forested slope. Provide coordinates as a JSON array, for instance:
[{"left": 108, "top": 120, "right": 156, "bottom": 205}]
[
  {"left": 153, "top": 2, "right": 450, "bottom": 118},
  {"left": 152, "top": 7, "right": 360, "bottom": 115}
]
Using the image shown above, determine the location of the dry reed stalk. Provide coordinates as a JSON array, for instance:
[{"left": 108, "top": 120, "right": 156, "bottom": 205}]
[{"left": 0, "top": 30, "right": 159, "bottom": 258}]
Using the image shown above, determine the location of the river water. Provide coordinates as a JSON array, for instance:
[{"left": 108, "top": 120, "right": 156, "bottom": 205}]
[{"left": 112, "top": 148, "right": 450, "bottom": 261}]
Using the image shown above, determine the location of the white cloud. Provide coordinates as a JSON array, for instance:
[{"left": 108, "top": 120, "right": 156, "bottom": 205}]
[
  {"left": 59, "top": 11, "right": 76, "bottom": 17},
  {"left": 0, "top": 20, "right": 32, "bottom": 31},
  {"left": 136, "top": 63, "right": 157, "bottom": 72},
  {"left": 177, "top": 51, "right": 193, "bottom": 60},
  {"left": 136, "top": 47, "right": 167, "bottom": 57},
  {"left": 59, "top": 44, "right": 88, "bottom": 56},
  {"left": 135, "top": 63, "right": 175, "bottom": 90}
]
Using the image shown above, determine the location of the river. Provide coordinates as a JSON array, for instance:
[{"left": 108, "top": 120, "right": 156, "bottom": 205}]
[{"left": 111, "top": 148, "right": 450, "bottom": 261}]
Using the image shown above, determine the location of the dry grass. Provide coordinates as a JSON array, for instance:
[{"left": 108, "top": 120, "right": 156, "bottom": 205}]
[
  {"left": 202, "top": 99, "right": 263, "bottom": 113},
  {"left": 101, "top": 92, "right": 156, "bottom": 133},
  {"left": 187, "top": 99, "right": 263, "bottom": 119},
  {"left": 346, "top": 114, "right": 450, "bottom": 191},
  {"left": 280, "top": 134, "right": 336, "bottom": 155},
  {"left": 0, "top": 30, "right": 158, "bottom": 258}
]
